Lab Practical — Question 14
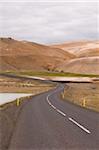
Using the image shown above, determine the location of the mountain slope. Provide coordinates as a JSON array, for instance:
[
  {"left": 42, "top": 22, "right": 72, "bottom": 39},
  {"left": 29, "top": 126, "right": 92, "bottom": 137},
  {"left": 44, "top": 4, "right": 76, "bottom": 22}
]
[
  {"left": 76, "top": 48, "right": 99, "bottom": 57},
  {"left": 0, "top": 38, "right": 74, "bottom": 71},
  {"left": 57, "top": 57, "right": 99, "bottom": 75},
  {"left": 51, "top": 41, "right": 99, "bottom": 57}
]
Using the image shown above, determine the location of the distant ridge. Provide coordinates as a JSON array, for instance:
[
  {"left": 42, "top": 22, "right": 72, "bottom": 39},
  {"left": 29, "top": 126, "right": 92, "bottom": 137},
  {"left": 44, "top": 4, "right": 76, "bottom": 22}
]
[{"left": 51, "top": 40, "right": 99, "bottom": 57}]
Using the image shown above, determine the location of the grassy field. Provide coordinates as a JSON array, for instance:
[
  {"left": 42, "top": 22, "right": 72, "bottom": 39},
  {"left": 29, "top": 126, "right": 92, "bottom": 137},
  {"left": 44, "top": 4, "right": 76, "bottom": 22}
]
[
  {"left": 0, "top": 75, "right": 55, "bottom": 94},
  {"left": 63, "top": 83, "right": 99, "bottom": 112},
  {"left": 1, "top": 70, "right": 99, "bottom": 78}
]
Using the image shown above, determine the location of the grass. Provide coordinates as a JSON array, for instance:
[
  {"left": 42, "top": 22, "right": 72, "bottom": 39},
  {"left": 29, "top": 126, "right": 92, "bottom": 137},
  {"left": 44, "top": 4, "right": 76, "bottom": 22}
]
[
  {"left": 1, "top": 70, "right": 99, "bottom": 78},
  {"left": 63, "top": 83, "right": 99, "bottom": 112},
  {"left": 0, "top": 74, "right": 55, "bottom": 93}
]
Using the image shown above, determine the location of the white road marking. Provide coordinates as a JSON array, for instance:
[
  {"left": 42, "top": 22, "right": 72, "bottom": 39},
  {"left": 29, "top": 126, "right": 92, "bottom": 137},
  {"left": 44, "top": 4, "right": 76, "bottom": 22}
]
[
  {"left": 47, "top": 98, "right": 51, "bottom": 105},
  {"left": 50, "top": 104, "right": 56, "bottom": 110},
  {"left": 46, "top": 89, "right": 91, "bottom": 134},
  {"left": 47, "top": 95, "right": 66, "bottom": 117},
  {"left": 46, "top": 95, "right": 49, "bottom": 101},
  {"left": 56, "top": 109, "right": 66, "bottom": 117},
  {"left": 68, "top": 117, "right": 91, "bottom": 134}
]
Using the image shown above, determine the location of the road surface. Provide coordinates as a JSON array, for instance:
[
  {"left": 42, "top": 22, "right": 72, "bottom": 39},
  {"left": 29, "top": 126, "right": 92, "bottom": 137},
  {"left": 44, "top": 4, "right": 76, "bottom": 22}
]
[{"left": 9, "top": 84, "right": 99, "bottom": 150}]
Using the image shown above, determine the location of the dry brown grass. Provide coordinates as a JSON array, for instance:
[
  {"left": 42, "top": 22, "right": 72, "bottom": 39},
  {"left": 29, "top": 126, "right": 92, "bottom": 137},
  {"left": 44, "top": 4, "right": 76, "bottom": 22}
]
[
  {"left": 64, "top": 83, "right": 99, "bottom": 112},
  {"left": 0, "top": 75, "right": 55, "bottom": 94}
]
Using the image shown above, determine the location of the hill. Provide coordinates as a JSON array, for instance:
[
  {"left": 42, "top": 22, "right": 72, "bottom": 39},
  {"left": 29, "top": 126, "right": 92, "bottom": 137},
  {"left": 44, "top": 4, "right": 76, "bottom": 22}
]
[
  {"left": 51, "top": 40, "right": 99, "bottom": 58},
  {"left": 76, "top": 47, "right": 99, "bottom": 58},
  {"left": 57, "top": 57, "right": 99, "bottom": 75},
  {"left": 0, "top": 38, "right": 74, "bottom": 72},
  {"left": 1, "top": 38, "right": 99, "bottom": 75},
  {"left": 51, "top": 40, "right": 99, "bottom": 75}
]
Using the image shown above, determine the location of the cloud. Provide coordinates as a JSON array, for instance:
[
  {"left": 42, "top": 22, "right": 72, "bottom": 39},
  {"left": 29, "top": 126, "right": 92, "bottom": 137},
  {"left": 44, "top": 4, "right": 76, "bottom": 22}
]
[{"left": 0, "top": 1, "right": 98, "bottom": 44}]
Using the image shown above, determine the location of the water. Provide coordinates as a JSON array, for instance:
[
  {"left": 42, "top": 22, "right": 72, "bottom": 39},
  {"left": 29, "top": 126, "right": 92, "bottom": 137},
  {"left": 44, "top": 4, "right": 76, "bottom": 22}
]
[{"left": 0, "top": 93, "right": 32, "bottom": 105}]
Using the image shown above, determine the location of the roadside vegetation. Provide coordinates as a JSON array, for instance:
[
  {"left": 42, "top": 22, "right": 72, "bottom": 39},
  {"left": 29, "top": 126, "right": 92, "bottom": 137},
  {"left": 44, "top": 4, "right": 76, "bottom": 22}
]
[
  {"left": 0, "top": 75, "right": 55, "bottom": 94},
  {"left": 1, "top": 71, "right": 99, "bottom": 78},
  {"left": 63, "top": 83, "right": 99, "bottom": 112}
]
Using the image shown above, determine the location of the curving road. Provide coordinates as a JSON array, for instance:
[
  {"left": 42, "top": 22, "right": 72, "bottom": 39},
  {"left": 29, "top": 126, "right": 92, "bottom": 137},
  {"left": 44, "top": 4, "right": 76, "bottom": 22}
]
[{"left": 9, "top": 84, "right": 99, "bottom": 150}]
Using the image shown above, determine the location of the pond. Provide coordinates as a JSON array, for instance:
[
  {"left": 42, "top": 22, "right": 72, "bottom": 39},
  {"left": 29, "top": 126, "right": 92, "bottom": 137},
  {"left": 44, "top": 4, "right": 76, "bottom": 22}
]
[{"left": 0, "top": 93, "right": 32, "bottom": 105}]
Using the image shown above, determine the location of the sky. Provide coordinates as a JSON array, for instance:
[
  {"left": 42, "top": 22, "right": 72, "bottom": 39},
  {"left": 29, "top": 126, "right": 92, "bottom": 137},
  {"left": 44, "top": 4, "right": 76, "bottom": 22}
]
[{"left": 0, "top": 0, "right": 98, "bottom": 44}]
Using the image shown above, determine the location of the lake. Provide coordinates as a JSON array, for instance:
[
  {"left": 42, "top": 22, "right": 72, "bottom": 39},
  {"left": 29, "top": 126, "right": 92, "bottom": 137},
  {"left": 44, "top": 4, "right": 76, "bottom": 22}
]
[{"left": 0, "top": 93, "right": 32, "bottom": 105}]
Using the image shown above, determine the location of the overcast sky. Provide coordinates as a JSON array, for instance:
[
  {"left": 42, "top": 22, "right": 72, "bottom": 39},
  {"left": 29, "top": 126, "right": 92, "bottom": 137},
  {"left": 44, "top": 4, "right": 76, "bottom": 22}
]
[{"left": 0, "top": 0, "right": 98, "bottom": 44}]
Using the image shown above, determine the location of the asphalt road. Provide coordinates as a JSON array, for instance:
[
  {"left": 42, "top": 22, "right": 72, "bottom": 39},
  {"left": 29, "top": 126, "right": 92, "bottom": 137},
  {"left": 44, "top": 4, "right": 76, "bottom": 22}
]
[{"left": 9, "top": 84, "right": 99, "bottom": 150}]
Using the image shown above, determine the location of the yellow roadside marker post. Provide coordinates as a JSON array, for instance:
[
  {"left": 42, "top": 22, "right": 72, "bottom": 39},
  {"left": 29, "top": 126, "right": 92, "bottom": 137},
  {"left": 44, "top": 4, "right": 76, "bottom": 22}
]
[
  {"left": 16, "top": 98, "right": 20, "bottom": 106},
  {"left": 62, "top": 92, "right": 64, "bottom": 99},
  {"left": 62, "top": 89, "right": 65, "bottom": 99},
  {"left": 83, "top": 98, "right": 86, "bottom": 107}
]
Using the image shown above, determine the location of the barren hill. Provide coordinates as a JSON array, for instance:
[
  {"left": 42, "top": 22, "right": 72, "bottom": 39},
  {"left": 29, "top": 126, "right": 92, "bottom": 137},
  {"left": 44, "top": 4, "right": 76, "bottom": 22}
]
[
  {"left": 0, "top": 38, "right": 74, "bottom": 71},
  {"left": 51, "top": 40, "right": 99, "bottom": 58},
  {"left": 76, "top": 47, "right": 99, "bottom": 58},
  {"left": 51, "top": 41, "right": 99, "bottom": 75},
  {"left": 1, "top": 38, "right": 99, "bottom": 75},
  {"left": 57, "top": 57, "right": 99, "bottom": 75}
]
